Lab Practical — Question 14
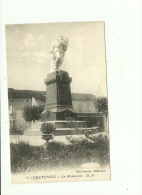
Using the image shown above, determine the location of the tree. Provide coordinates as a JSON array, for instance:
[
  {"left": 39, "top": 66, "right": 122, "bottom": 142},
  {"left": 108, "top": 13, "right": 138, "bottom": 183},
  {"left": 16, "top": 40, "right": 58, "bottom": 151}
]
[
  {"left": 22, "top": 105, "right": 44, "bottom": 122},
  {"left": 95, "top": 97, "right": 108, "bottom": 113}
]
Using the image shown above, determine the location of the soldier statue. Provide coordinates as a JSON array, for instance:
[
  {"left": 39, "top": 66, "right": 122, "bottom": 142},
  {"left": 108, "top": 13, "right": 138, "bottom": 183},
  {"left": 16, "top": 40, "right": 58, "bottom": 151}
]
[{"left": 49, "top": 36, "right": 69, "bottom": 72}]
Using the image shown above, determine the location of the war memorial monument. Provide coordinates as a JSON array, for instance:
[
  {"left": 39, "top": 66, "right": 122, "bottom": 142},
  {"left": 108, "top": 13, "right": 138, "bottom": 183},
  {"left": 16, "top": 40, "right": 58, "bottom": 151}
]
[{"left": 40, "top": 36, "right": 102, "bottom": 138}]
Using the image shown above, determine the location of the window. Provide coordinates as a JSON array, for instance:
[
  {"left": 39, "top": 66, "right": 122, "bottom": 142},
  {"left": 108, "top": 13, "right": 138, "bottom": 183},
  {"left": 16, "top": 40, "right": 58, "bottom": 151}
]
[
  {"left": 10, "top": 120, "right": 13, "bottom": 129},
  {"left": 9, "top": 105, "right": 15, "bottom": 114},
  {"left": 9, "top": 105, "right": 13, "bottom": 114},
  {"left": 25, "top": 99, "right": 30, "bottom": 103},
  {"left": 10, "top": 120, "right": 15, "bottom": 130}
]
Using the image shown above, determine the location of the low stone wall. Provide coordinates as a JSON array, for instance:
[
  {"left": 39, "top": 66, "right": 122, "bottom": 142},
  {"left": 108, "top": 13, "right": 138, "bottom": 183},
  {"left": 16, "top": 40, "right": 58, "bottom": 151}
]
[
  {"left": 10, "top": 130, "right": 24, "bottom": 135},
  {"left": 76, "top": 112, "right": 106, "bottom": 130},
  {"left": 55, "top": 127, "right": 99, "bottom": 136}
]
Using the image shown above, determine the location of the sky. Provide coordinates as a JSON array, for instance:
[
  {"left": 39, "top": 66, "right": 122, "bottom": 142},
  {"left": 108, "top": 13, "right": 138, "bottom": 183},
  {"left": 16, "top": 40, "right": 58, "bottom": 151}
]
[{"left": 5, "top": 21, "right": 107, "bottom": 97}]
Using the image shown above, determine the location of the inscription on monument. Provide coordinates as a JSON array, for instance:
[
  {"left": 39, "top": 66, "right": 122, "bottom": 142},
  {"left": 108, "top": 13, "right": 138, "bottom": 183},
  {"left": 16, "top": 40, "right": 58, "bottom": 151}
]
[{"left": 57, "top": 83, "right": 72, "bottom": 105}]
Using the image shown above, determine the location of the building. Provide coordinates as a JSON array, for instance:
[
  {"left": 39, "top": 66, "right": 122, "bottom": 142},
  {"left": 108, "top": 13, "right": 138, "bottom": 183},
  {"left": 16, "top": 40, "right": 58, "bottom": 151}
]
[
  {"left": 8, "top": 88, "right": 98, "bottom": 131},
  {"left": 8, "top": 88, "right": 45, "bottom": 131},
  {"left": 72, "top": 93, "right": 97, "bottom": 113}
]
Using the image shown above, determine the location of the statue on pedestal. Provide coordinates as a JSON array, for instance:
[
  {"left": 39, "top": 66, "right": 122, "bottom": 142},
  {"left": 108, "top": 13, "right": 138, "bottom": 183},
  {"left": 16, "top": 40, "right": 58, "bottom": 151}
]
[
  {"left": 41, "top": 35, "right": 75, "bottom": 121},
  {"left": 49, "top": 36, "right": 68, "bottom": 72}
]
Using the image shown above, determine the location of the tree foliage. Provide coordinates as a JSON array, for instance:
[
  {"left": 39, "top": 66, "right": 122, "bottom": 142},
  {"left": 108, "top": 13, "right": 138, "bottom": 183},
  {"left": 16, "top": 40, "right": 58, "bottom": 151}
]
[
  {"left": 95, "top": 97, "right": 108, "bottom": 113},
  {"left": 22, "top": 105, "right": 44, "bottom": 122}
]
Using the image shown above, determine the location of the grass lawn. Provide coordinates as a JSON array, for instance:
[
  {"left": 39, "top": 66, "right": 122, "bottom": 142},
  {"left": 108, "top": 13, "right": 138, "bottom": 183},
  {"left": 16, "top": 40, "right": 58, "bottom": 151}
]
[{"left": 10, "top": 134, "right": 110, "bottom": 173}]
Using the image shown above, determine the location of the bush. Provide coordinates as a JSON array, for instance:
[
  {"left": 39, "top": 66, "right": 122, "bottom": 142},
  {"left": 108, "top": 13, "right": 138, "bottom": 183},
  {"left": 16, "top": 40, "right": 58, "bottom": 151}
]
[
  {"left": 10, "top": 135, "right": 110, "bottom": 173},
  {"left": 10, "top": 142, "right": 46, "bottom": 172},
  {"left": 40, "top": 122, "right": 56, "bottom": 134},
  {"left": 95, "top": 97, "right": 108, "bottom": 113}
]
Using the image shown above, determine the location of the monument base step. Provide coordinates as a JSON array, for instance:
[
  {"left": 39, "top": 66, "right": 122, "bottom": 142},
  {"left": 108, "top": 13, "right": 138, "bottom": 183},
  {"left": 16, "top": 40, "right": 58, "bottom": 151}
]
[
  {"left": 32, "top": 120, "right": 89, "bottom": 129},
  {"left": 24, "top": 127, "right": 99, "bottom": 136}
]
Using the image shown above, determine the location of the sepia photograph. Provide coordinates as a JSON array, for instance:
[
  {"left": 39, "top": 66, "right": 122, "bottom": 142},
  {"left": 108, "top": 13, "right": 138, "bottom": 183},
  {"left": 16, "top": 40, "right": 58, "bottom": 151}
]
[
  {"left": 1, "top": 1, "right": 142, "bottom": 194},
  {"left": 5, "top": 21, "right": 110, "bottom": 183}
]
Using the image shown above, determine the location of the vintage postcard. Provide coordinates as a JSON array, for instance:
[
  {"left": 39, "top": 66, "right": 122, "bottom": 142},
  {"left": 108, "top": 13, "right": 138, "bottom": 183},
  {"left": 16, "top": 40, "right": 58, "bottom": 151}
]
[{"left": 5, "top": 21, "right": 110, "bottom": 183}]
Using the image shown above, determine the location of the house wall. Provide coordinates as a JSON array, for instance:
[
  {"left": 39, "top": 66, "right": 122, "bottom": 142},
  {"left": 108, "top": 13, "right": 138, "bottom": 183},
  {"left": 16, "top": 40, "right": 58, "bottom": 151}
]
[
  {"left": 9, "top": 98, "right": 32, "bottom": 130},
  {"left": 32, "top": 97, "right": 45, "bottom": 106},
  {"left": 15, "top": 110, "right": 31, "bottom": 130},
  {"left": 72, "top": 99, "right": 97, "bottom": 113},
  {"left": 9, "top": 98, "right": 32, "bottom": 110}
]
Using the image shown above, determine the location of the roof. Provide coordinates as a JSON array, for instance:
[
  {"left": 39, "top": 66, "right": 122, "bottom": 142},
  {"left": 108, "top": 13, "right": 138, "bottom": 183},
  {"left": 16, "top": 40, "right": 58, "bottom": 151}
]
[
  {"left": 71, "top": 93, "right": 96, "bottom": 100},
  {"left": 8, "top": 88, "right": 96, "bottom": 101},
  {"left": 8, "top": 88, "right": 45, "bottom": 101}
]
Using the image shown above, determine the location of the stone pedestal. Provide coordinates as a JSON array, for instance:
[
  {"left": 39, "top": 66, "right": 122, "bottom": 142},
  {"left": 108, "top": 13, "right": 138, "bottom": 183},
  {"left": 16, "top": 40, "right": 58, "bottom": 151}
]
[
  {"left": 24, "top": 70, "right": 101, "bottom": 137},
  {"left": 41, "top": 70, "right": 76, "bottom": 121}
]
